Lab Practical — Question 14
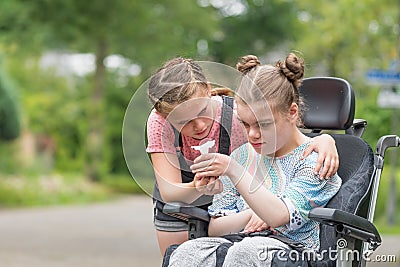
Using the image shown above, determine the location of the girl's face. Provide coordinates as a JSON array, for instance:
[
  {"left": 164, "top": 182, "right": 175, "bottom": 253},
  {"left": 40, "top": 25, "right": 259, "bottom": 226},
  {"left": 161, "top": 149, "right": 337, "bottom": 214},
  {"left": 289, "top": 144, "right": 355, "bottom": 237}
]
[
  {"left": 166, "top": 88, "right": 215, "bottom": 140},
  {"left": 237, "top": 101, "right": 299, "bottom": 157}
]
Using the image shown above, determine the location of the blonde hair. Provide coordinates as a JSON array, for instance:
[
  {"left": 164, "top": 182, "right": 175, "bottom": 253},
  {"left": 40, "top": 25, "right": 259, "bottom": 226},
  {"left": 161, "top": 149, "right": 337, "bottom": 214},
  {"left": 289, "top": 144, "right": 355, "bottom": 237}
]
[
  {"left": 236, "top": 53, "right": 305, "bottom": 126},
  {"left": 147, "top": 57, "right": 209, "bottom": 116}
]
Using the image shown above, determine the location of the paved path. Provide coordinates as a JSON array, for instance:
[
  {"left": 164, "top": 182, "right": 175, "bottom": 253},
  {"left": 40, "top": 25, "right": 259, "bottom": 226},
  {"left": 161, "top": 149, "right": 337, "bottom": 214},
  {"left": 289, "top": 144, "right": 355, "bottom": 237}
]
[
  {"left": 0, "top": 196, "right": 398, "bottom": 267},
  {"left": 369, "top": 234, "right": 400, "bottom": 267},
  {"left": 0, "top": 196, "right": 161, "bottom": 267}
]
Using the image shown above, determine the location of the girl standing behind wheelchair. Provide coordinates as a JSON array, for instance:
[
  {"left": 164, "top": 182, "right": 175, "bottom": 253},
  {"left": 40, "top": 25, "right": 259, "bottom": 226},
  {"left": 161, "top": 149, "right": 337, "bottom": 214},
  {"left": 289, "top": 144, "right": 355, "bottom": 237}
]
[
  {"left": 146, "top": 56, "right": 339, "bottom": 256},
  {"left": 167, "top": 53, "right": 342, "bottom": 266}
]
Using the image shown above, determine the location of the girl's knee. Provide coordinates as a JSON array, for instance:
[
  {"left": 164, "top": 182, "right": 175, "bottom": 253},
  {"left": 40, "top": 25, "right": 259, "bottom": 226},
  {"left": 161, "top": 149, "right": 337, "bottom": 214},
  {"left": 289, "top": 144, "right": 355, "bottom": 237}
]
[
  {"left": 171, "top": 237, "right": 231, "bottom": 259},
  {"left": 226, "top": 240, "right": 258, "bottom": 259}
]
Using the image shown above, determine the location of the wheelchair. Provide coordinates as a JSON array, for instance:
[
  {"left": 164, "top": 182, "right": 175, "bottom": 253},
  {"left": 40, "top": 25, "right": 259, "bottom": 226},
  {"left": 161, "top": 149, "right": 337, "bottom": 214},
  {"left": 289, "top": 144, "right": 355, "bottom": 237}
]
[{"left": 161, "top": 77, "right": 400, "bottom": 267}]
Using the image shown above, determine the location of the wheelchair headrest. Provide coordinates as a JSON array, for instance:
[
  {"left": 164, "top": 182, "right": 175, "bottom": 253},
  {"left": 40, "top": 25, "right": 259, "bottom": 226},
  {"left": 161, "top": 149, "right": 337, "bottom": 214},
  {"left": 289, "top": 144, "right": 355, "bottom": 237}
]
[{"left": 299, "top": 77, "right": 355, "bottom": 130}]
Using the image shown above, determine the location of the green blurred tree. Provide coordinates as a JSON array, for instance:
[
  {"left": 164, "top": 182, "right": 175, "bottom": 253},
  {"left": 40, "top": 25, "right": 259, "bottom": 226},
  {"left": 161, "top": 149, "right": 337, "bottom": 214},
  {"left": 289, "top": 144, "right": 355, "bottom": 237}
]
[
  {"left": 208, "top": 0, "right": 300, "bottom": 65},
  {"left": 0, "top": 0, "right": 219, "bottom": 180},
  {"left": 0, "top": 59, "right": 20, "bottom": 141},
  {"left": 294, "top": 0, "right": 399, "bottom": 226},
  {"left": 292, "top": 0, "right": 399, "bottom": 147},
  {"left": 295, "top": 0, "right": 397, "bottom": 87},
  {"left": 3, "top": 54, "right": 89, "bottom": 173}
]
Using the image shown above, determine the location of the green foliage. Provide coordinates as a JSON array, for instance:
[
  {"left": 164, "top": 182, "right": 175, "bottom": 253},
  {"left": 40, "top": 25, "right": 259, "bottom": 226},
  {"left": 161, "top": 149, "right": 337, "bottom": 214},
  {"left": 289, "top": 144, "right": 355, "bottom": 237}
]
[
  {"left": 374, "top": 165, "right": 400, "bottom": 234},
  {"left": 210, "top": 0, "right": 300, "bottom": 65},
  {"left": 100, "top": 174, "right": 149, "bottom": 194},
  {"left": 355, "top": 88, "right": 395, "bottom": 148},
  {"left": 5, "top": 56, "right": 89, "bottom": 172},
  {"left": 0, "top": 142, "right": 19, "bottom": 173},
  {"left": 103, "top": 73, "right": 142, "bottom": 175},
  {"left": 0, "top": 173, "right": 112, "bottom": 208},
  {"left": 0, "top": 0, "right": 220, "bottom": 71},
  {"left": 0, "top": 59, "right": 20, "bottom": 140},
  {"left": 292, "top": 0, "right": 400, "bottom": 165},
  {"left": 296, "top": 0, "right": 398, "bottom": 79},
  {"left": 0, "top": 0, "right": 221, "bottom": 180}
]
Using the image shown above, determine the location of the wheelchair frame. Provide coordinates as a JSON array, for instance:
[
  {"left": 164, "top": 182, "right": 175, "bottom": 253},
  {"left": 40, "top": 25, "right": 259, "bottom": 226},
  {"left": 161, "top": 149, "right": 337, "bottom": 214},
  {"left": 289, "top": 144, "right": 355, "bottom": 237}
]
[{"left": 161, "top": 77, "right": 400, "bottom": 267}]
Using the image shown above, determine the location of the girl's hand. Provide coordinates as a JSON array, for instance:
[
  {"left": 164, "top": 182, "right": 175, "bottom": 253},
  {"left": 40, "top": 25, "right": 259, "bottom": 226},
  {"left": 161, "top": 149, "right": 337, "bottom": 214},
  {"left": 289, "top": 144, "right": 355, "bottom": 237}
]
[
  {"left": 191, "top": 153, "right": 232, "bottom": 178},
  {"left": 193, "top": 174, "right": 223, "bottom": 195},
  {"left": 243, "top": 210, "right": 273, "bottom": 233},
  {"left": 303, "top": 134, "right": 339, "bottom": 180}
]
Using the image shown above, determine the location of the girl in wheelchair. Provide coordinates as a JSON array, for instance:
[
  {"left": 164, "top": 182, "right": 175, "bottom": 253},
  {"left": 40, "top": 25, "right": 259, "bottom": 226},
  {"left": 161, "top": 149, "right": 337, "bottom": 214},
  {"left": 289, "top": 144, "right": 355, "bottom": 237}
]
[
  {"left": 167, "top": 53, "right": 342, "bottom": 266},
  {"left": 146, "top": 56, "right": 339, "bottom": 256}
]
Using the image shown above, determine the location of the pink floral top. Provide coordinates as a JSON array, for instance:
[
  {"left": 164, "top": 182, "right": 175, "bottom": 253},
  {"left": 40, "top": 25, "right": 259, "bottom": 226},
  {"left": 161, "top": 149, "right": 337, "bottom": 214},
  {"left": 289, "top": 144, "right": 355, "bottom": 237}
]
[{"left": 146, "top": 96, "right": 247, "bottom": 163}]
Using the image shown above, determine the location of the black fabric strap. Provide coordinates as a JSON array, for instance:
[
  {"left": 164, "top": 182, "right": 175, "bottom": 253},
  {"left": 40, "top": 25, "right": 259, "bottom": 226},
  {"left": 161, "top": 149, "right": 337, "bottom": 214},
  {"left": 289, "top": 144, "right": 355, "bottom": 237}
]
[
  {"left": 161, "top": 244, "right": 180, "bottom": 267},
  {"left": 173, "top": 127, "right": 193, "bottom": 182},
  {"left": 218, "top": 96, "right": 234, "bottom": 156},
  {"left": 215, "top": 243, "right": 234, "bottom": 267}
]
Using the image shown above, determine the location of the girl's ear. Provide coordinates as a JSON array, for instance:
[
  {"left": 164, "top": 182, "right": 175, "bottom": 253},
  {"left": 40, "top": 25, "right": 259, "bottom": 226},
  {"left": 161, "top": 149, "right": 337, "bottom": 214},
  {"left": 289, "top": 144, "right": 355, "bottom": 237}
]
[{"left": 288, "top": 103, "right": 299, "bottom": 122}]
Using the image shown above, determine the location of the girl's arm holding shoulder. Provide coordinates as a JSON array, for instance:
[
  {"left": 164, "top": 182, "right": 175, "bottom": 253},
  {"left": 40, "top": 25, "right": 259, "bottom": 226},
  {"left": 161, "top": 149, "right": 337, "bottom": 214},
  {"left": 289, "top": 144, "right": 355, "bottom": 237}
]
[{"left": 305, "top": 134, "right": 339, "bottom": 179}]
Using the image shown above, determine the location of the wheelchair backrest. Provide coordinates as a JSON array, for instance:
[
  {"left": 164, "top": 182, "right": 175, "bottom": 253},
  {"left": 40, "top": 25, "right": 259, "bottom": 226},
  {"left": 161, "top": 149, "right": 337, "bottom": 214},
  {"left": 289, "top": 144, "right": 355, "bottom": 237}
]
[
  {"left": 299, "top": 77, "right": 375, "bottom": 262},
  {"left": 299, "top": 77, "right": 355, "bottom": 131}
]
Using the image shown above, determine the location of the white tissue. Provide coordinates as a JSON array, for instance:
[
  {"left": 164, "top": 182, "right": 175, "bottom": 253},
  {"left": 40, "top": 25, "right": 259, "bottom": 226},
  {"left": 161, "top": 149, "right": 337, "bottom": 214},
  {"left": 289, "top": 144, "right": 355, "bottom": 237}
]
[{"left": 192, "top": 140, "right": 215, "bottom": 155}]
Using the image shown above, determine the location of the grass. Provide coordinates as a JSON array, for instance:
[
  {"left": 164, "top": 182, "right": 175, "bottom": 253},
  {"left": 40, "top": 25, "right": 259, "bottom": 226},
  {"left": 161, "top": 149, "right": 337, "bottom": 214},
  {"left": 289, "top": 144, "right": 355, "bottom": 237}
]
[
  {"left": 374, "top": 165, "right": 400, "bottom": 234},
  {"left": 0, "top": 172, "right": 149, "bottom": 208},
  {"left": 375, "top": 221, "right": 400, "bottom": 235},
  {"left": 100, "top": 174, "right": 154, "bottom": 195},
  {"left": 0, "top": 173, "right": 108, "bottom": 208}
]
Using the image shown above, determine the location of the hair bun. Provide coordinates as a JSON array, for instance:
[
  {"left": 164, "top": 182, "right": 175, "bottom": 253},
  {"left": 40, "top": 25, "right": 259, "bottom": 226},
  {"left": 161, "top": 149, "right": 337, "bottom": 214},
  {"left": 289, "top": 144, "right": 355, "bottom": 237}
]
[
  {"left": 275, "top": 53, "right": 304, "bottom": 88},
  {"left": 236, "top": 55, "right": 260, "bottom": 74}
]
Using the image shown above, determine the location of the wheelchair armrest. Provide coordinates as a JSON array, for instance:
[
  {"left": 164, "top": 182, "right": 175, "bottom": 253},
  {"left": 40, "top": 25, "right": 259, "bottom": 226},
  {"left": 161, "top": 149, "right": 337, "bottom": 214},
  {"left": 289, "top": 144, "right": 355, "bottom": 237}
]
[
  {"left": 163, "top": 202, "right": 210, "bottom": 239},
  {"left": 376, "top": 135, "right": 400, "bottom": 157},
  {"left": 309, "top": 208, "right": 381, "bottom": 250},
  {"left": 345, "top": 119, "right": 367, "bottom": 137},
  {"left": 163, "top": 202, "right": 210, "bottom": 222}
]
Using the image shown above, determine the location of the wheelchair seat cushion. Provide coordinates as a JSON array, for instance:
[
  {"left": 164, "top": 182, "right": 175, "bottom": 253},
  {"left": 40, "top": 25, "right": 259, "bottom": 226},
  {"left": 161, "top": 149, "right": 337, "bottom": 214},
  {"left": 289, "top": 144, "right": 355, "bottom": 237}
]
[{"left": 319, "top": 134, "right": 374, "bottom": 252}]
